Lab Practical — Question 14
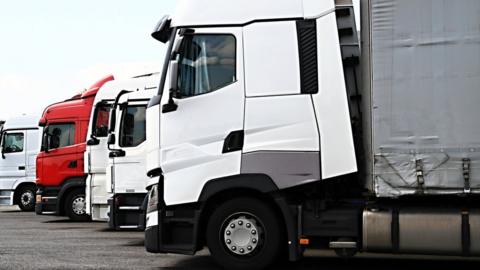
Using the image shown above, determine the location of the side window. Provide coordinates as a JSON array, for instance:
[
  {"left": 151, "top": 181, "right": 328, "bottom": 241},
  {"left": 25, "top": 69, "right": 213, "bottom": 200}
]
[
  {"left": 47, "top": 123, "right": 75, "bottom": 150},
  {"left": 177, "top": 34, "right": 236, "bottom": 97},
  {"left": 92, "top": 105, "right": 111, "bottom": 137},
  {"left": 119, "top": 106, "right": 146, "bottom": 147},
  {"left": 2, "top": 133, "right": 24, "bottom": 153}
]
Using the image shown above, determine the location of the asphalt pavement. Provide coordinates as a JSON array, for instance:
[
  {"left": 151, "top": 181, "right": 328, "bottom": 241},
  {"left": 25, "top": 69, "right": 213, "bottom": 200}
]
[{"left": 0, "top": 205, "right": 479, "bottom": 269}]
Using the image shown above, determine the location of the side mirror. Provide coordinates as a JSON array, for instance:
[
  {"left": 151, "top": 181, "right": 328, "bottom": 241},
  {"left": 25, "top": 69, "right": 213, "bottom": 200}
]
[
  {"left": 87, "top": 137, "right": 100, "bottom": 146},
  {"left": 108, "top": 109, "right": 117, "bottom": 133},
  {"left": 107, "top": 133, "right": 116, "bottom": 145},
  {"left": 162, "top": 60, "right": 179, "bottom": 114},
  {"left": 1, "top": 147, "right": 5, "bottom": 159}
]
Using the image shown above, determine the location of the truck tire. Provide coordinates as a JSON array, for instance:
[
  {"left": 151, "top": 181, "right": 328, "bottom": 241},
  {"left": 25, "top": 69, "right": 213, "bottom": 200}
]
[
  {"left": 65, "top": 189, "right": 90, "bottom": 222},
  {"left": 17, "top": 185, "right": 36, "bottom": 212},
  {"left": 206, "top": 197, "right": 283, "bottom": 270}
]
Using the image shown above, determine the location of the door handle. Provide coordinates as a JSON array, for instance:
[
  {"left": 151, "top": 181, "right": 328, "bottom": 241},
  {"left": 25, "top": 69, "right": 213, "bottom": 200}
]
[{"left": 18, "top": 166, "right": 25, "bottom": 171}]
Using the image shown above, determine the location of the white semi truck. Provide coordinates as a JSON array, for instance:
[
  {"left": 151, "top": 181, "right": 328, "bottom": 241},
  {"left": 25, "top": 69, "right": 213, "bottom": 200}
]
[
  {"left": 85, "top": 73, "right": 158, "bottom": 229},
  {"left": 0, "top": 115, "right": 40, "bottom": 211},
  {"left": 144, "top": 0, "right": 480, "bottom": 269},
  {"left": 106, "top": 87, "right": 156, "bottom": 230}
]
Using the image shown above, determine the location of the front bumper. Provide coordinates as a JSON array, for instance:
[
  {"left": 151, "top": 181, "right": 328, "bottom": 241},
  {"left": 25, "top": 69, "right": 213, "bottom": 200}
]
[{"left": 35, "top": 186, "right": 60, "bottom": 215}]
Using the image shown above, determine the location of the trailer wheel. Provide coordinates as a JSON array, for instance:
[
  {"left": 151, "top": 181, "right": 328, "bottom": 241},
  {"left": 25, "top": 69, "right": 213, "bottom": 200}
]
[
  {"left": 17, "top": 185, "right": 36, "bottom": 212},
  {"left": 65, "top": 189, "right": 90, "bottom": 222},
  {"left": 206, "top": 197, "right": 283, "bottom": 270}
]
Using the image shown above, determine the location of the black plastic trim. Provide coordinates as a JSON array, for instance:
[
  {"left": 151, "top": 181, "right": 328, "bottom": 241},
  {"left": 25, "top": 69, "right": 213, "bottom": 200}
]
[
  {"left": 296, "top": 20, "right": 319, "bottom": 94},
  {"left": 198, "top": 174, "right": 278, "bottom": 202},
  {"left": 147, "top": 167, "right": 162, "bottom": 178},
  {"left": 1, "top": 127, "right": 39, "bottom": 132},
  {"left": 462, "top": 211, "right": 471, "bottom": 256},
  {"left": 154, "top": 27, "right": 178, "bottom": 98},
  {"left": 391, "top": 209, "right": 400, "bottom": 253},
  {"left": 222, "top": 130, "right": 244, "bottom": 154}
]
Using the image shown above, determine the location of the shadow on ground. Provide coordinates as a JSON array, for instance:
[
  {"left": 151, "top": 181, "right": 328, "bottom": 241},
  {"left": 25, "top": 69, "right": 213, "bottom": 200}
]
[
  {"left": 159, "top": 254, "right": 480, "bottom": 270},
  {"left": 0, "top": 210, "right": 24, "bottom": 213}
]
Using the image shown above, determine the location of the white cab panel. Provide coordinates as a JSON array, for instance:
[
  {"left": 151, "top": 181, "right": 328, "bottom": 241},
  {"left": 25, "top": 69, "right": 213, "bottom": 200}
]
[
  {"left": 244, "top": 95, "right": 319, "bottom": 153},
  {"left": 243, "top": 21, "right": 301, "bottom": 97},
  {"left": 312, "top": 14, "right": 357, "bottom": 179}
]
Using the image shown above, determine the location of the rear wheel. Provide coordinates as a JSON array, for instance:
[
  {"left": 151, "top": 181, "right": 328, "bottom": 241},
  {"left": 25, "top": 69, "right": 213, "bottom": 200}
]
[
  {"left": 65, "top": 189, "right": 90, "bottom": 221},
  {"left": 17, "top": 185, "right": 36, "bottom": 211},
  {"left": 206, "top": 197, "right": 283, "bottom": 270}
]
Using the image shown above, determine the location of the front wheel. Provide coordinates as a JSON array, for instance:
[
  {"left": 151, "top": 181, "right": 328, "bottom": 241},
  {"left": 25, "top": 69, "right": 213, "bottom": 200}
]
[
  {"left": 206, "top": 197, "right": 283, "bottom": 270},
  {"left": 17, "top": 185, "right": 36, "bottom": 211},
  {"left": 65, "top": 189, "right": 90, "bottom": 222}
]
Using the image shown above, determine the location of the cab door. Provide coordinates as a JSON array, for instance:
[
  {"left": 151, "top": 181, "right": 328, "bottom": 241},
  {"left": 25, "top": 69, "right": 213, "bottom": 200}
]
[
  {"left": 159, "top": 28, "right": 245, "bottom": 206},
  {"left": 111, "top": 101, "right": 149, "bottom": 193},
  {"left": 41, "top": 122, "right": 81, "bottom": 187},
  {"left": 85, "top": 102, "right": 112, "bottom": 215},
  {"left": 0, "top": 131, "right": 27, "bottom": 189}
]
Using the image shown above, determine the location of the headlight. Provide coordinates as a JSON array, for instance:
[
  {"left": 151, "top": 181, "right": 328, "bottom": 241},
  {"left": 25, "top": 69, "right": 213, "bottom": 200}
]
[{"left": 147, "top": 184, "right": 158, "bottom": 213}]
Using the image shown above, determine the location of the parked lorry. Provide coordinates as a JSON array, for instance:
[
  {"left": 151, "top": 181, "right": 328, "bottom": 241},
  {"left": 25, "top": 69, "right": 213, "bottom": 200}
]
[
  {"left": 106, "top": 82, "right": 157, "bottom": 230},
  {"left": 0, "top": 115, "right": 40, "bottom": 211},
  {"left": 85, "top": 73, "right": 158, "bottom": 230},
  {"left": 144, "top": 0, "right": 480, "bottom": 269},
  {"left": 36, "top": 75, "right": 114, "bottom": 221}
]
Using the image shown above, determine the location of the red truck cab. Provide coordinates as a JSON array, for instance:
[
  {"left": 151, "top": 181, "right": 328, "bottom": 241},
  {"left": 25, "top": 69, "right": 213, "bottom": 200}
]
[{"left": 35, "top": 76, "right": 114, "bottom": 221}]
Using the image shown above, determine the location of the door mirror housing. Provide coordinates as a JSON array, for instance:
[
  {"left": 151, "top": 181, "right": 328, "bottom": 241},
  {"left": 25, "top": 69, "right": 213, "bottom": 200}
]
[
  {"left": 163, "top": 60, "right": 179, "bottom": 114},
  {"left": 107, "top": 133, "right": 116, "bottom": 146},
  {"left": 169, "top": 60, "right": 179, "bottom": 95},
  {"left": 108, "top": 109, "right": 117, "bottom": 133},
  {"left": 87, "top": 137, "right": 100, "bottom": 146}
]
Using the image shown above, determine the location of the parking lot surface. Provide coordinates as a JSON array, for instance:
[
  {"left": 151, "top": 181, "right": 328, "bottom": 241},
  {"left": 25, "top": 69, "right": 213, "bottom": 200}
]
[{"left": 1, "top": 206, "right": 480, "bottom": 269}]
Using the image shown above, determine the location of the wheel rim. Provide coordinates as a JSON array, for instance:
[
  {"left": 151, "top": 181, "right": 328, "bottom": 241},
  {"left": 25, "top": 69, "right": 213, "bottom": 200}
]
[
  {"left": 222, "top": 212, "right": 264, "bottom": 256},
  {"left": 72, "top": 196, "right": 86, "bottom": 215},
  {"left": 21, "top": 190, "right": 34, "bottom": 207}
]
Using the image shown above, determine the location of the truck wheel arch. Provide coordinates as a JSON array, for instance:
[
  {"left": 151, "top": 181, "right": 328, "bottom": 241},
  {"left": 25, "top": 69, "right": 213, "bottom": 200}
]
[
  {"left": 197, "top": 174, "right": 279, "bottom": 202},
  {"left": 57, "top": 177, "right": 86, "bottom": 215}
]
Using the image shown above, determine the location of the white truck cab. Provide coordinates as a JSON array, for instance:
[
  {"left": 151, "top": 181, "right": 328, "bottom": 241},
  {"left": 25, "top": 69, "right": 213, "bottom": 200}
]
[
  {"left": 85, "top": 73, "right": 158, "bottom": 223},
  {"left": 0, "top": 115, "right": 40, "bottom": 211},
  {"left": 145, "top": 0, "right": 480, "bottom": 269},
  {"left": 106, "top": 88, "right": 157, "bottom": 230}
]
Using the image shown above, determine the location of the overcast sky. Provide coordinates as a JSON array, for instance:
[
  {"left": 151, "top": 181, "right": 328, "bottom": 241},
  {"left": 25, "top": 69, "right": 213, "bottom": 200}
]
[{"left": 0, "top": 0, "right": 359, "bottom": 120}]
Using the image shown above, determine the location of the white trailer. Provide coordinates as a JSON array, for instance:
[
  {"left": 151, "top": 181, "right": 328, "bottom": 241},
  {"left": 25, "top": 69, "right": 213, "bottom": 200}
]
[
  {"left": 0, "top": 115, "right": 40, "bottom": 211},
  {"left": 106, "top": 88, "right": 157, "bottom": 230},
  {"left": 144, "top": 0, "right": 480, "bottom": 269},
  {"left": 85, "top": 73, "right": 158, "bottom": 227}
]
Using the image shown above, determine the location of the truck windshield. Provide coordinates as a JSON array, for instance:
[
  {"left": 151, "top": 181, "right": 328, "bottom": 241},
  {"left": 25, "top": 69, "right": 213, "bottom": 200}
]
[
  {"left": 177, "top": 34, "right": 236, "bottom": 97},
  {"left": 3, "top": 133, "right": 24, "bottom": 153},
  {"left": 119, "top": 106, "right": 146, "bottom": 147}
]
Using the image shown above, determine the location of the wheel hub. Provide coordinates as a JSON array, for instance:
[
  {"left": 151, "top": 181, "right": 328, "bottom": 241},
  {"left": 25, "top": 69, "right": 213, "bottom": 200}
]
[
  {"left": 72, "top": 196, "right": 86, "bottom": 215},
  {"left": 21, "top": 191, "right": 34, "bottom": 206},
  {"left": 224, "top": 216, "right": 260, "bottom": 256}
]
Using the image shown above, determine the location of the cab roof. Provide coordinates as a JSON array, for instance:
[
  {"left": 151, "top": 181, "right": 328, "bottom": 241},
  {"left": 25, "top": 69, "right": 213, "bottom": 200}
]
[
  {"left": 171, "top": 0, "right": 337, "bottom": 27},
  {"left": 3, "top": 115, "right": 40, "bottom": 130}
]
